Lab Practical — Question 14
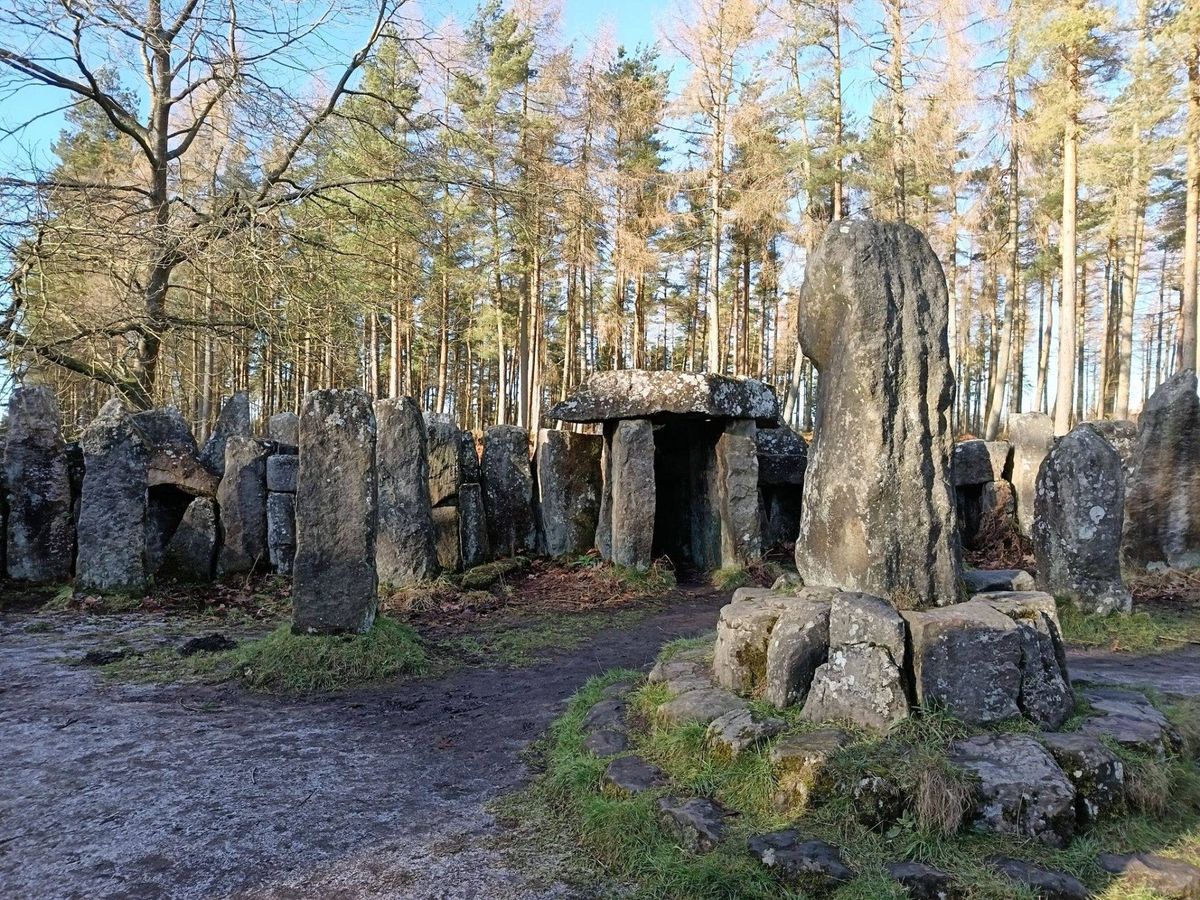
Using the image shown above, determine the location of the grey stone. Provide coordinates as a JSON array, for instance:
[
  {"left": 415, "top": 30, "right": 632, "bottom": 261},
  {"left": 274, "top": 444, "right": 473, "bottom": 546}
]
[
  {"left": 426, "top": 418, "right": 464, "bottom": 508},
  {"left": 953, "top": 439, "right": 1012, "bottom": 487},
  {"left": 649, "top": 655, "right": 709, "bottom": 686},
  {"left": 292, "top": 389, "right": 378, "bottom": 635},
  {"left": 769, "top": 728, "right": 850, "bottom": 809},
  {"left": 655, "top": 688, "right": 746, "bottom": 727},
  {"left": 76, "top": 400, "right": 150, "bottom": 594},
  {"left": 705, "top": 707, "right": 785, "bottom": 756},
  {"left": 1008, "top": 411, "right": 1055, "bottom": 538},
  {"left": 948, "top": 734, "right": 1076, "bottom": 848},
  {"left": 608, "top": 418, "right": 655, "bottom": 570},
  {"left": 535, "top": 428, "right": 602, "bottom": 557},
  {"left": 802, "top": 644, "right": 911, "bottom": 732},
  {"left": 903, "top": 601, "right": 1022, "bottom": 725},
  {"left": 1079, "top": 686, "right": 1180, "bottom": 757},
  {"left": 755, "top": 426, "right": 807, "bottom": 486},
  {"left": 1124, "top": 370, "right": 1200, "bottom": 570},
  {"left": 596, "top": 433, "right": 612, "bottom": 559},
  {"left": 713, "top": 600, "right": 781, "bottom": 694},
  {"left": 458, "top": 482, "right": 489, "bottom": 569},
  {"left": 459, "top": 430, "right": 481, "bottom": 484},
  {"left": 715, "top": 420, "right": 761, "bottom": 566},
  {"left": 747, "top": 831, "right": 853, "bottom": 887},
  {"left": 431, "top": 505, "right": 460, "bottom": 571},
  {"left": 655, "top": 796, "right": 727, "bottom": 853},
  {"left": 886, "top": 861, "right": 960, "bottom": 900},
  {"left": 199, "top": 392, "right": 251, "bottom": 475},
  {"left": 794, "top": 221, "right": 961, "bottom": 608},
  {"left": 988, "top": 857, "right": 1088, "bottom": 900},
  {"left": 958, "top": 478, "right": 1016, "bottom": 551},
  {"left": 1087, "top": 418, "right": 1139, "bottom": 475},
  {"left": 158, "top": 497, "right": 218, "bottom": 582},
  {"left": 1034, "top": 424, "right": 1131, "bottom": 614},
  {"left": 962, "top": 568, "right": 1035, "bottom": 593},
  {"left": 482, "top": 425, "right": 535, "bottom": 558},
  {"left": 582, "top": 729, "right": 629, "bottom": 757},
  {"left": 1039, "top": 732, "right": 1124, "bottom": 822},
  {"left": 268, "top": 411, "right": 299, "bottom": 447},
  {"left": 550, "top": 370, "right": 778, "bottom": 424},
  {"left": 764, "top": 600, "right": 830, "bottom": 709},
  {"left": 267, "top": 492, "right": 296, "bottom": 574},
  {"left": 829, "top": 592, "right": 907, "bottom": 661},
  {"left": 4, "top": 385, "right": 73, "bottom": 581},
  {"left": 603, "top": 756, "right": 666, "bottom": 794},
  {"left": 215, "top": 437, "right": 269, "bottom": 576},
  {"left": 581, "top": 698, "right": 627, "bottom": 732},
  {"left": 266, "top": 454, "right": 298, "bottom": 493},
  {"left": 375, "top": 398, "right": 438, "bottom": 586},
  {"left": 1099, "top": 852, "right": 1200, "bottom": 898}
]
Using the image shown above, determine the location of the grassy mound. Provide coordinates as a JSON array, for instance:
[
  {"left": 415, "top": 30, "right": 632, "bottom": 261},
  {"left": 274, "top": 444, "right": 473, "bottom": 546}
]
[{"left": 501, "top": 644, "right": 1200, "bottom": 899}]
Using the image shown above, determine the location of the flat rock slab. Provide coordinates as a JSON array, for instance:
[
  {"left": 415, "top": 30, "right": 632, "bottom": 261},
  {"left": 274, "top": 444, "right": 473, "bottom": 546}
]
[
  {"left": 885, "top": 861, "right": 960, "bottom": 900},
  {"left": 656, "top": 796, "right": 727, "bottom": 853},
  {"left": 603, "top": 756, "right": 667, "bottom": 795},
  {"left": 581, "top": 698, "right": 627, "bottom": 733},
  {"left": 1099, "top": 852, "right": 1200, "bottom": 899},
  {"left": 582, "top": 729, "right": 630, "bottom": 757},
  {"left": 656, "top": 689, "right": 746, "bottom": 727},
  {"left": 1079, "top": 686, "right": 1180, "bottom": 757},
  {"left": 989, "top": 856, "right": 1088, "bottom": 900},
  {"left": 705, "top": 707, "right": 784, "bottom": 756},
  {"left": 549, "top": 370, "right": 778, "bottom": 424},
  {"left": 962, "top": 568, "right": 1035, "bottom": 593},
  {"left": 747, "top": 831, "right": 853, "bottom": 888}
]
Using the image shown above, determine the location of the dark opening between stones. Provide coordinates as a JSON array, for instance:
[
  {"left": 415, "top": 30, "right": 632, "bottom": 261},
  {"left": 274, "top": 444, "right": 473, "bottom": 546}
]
[{"left": 651, "top": 419, "right": 723, "bottom": 571}]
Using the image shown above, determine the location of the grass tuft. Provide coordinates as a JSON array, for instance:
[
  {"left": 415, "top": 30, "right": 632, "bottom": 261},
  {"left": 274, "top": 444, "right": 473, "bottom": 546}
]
[{"left": 1058, "top": 602, "right": 1200, "bottom": 652}]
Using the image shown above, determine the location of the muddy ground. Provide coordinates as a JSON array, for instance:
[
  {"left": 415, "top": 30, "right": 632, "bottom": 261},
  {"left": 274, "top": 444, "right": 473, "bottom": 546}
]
[{"left": 3, "top": 586, "right": 1199, "bottom": 900}]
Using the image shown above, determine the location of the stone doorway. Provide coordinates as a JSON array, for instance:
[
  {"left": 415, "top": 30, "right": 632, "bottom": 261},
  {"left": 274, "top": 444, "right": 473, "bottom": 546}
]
[{"left": 651, "top": 420, "right": 723, "bottom": 571}]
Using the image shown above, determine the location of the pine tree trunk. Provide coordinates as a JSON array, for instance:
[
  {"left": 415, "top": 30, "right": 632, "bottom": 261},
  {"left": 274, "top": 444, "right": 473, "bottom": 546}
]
[{"left": 1055, "top": 54, "right": 1080, "bottom": 435}]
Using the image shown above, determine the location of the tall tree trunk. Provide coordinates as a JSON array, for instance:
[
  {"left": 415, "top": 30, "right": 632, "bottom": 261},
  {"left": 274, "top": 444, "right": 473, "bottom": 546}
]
[
  {"left": 985, "top": 71, "right": 1020, "bottom": 440},
  {"left": 1055, "top": 50, "right": 1080, "bottom": 435},
  {"left": 1182, "top": 38, "right": 1200, "bottom": 372}
]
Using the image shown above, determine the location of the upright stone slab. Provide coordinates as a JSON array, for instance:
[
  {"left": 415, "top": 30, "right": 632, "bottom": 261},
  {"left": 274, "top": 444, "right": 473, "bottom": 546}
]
[
  {"left": 794, "top": 221, "right": 961, "bottom": 607},
  {"left": 216, "top": 437, "right": 270, "bottom": 576},
  {"left": 756, "top": 426, "right": 807, "bottom": 551},
  {"left": 458, "top": 482, "right": 490, "bottom": 568},
  {"left": 76, "top": 400, "right": 150, "bottom": 594},
  {"left": 536, "top": 428, "right": 602, "bottom": 557},
  {"left": 4, "top": 385, "right": 73, "bottom": 581},
  {"left": 427, "top": 417, "right": 464, "bottom": 509},
  {"left": 1034, "top": 424, "right": 1131, "bottom": 614},
  {"left": 1008, "top": 412, "right": 1054, "bottom": 538},
  {"left": 482, "top": 425, "right": 535, "bottom": 558},
  {"left": 293, "top": 390, "right": 378, "bottom": 634},
  {"left": 715, "top": 421, "right": 761, "bottom": 567},
  {"left": 1123, "top": 370, "right": 1200, "bottom": 570},
  {"left": 267, "top": 411, "right": 300, "bottom": 447},
  {"left": 610, "top": 418, "right": 655, "bottom": 570},
  {"left": 375, "top": 398, "right": 437, "bottom": 585},
  {"left": 267, "top": 492, "right": 296, "bottom": 574},
  {"left": 199, "top": 392, "right": 251, "bottom": 475},
  {"left": 158, "top": 497, "right": 218, "bottom": 581}
]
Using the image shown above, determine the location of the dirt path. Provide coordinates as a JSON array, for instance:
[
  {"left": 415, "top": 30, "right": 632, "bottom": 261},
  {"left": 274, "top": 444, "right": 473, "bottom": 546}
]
[
  {"left": 1067, "top": 644, "right": 1200, "bottom": 696},
  {"left": 0, "top": 588, "right": 727, "bottom": 900}
]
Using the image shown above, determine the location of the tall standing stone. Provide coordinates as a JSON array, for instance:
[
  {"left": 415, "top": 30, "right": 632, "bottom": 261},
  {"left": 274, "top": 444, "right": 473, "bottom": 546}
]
[
  {"left": 199, "top": 392, "right": 251, "bottom": 475},
  {"left": 715, "top": 421, "right": 761, "bottom": 567},
  {"left": 610, "top": 418, "right": 655, "bottom": 570},
  {"left": 76, "top": 400, "right": 150, "bottom": 594},
  {"left": 482, "top": 425, "right": 536, "bottom": 558},
  {"left": 4, "top": 385, "right": 74, "bottom": 581},
  {"left": 293, "top": 390, "right": 378, "bottom": 634},
  {"left": 1034, "top": 424, "right": 1131, "bottom": 614},
  {"left": 535, "top": 429, "right": 602, "bottom": 558},
  {"left": 159, "top": 497, "right": 218, "bottom": 581},
  {"left": 375, "top": 398, "right": 437, "bottom": 585},
  {"left": 216, "top": 437, "right": 270, "bottom": 576},
  {"left": 793, "top": 221, "right": 961, "bottom": 607},
  {"left": 1008, "top": 412, "right": 1054, "bottom": 538},
  {"left": 268, "top": 411, "right": 300, "bottom": 447},
  {"left": 1123, "top": 370, "right": 1200, "bottom": 570}
]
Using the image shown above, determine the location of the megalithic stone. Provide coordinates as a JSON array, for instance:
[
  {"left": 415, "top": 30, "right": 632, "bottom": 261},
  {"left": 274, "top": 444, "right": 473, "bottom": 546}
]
[
  {"left": 267, "top": 411, "right": 300, "bottom": 447},
  {"left": 375, "top": 397, "right": 437, "bottom": 586},
  {"left": 76, "top": 399, "right": 150, "bottom": 594},
  {"left": 610, "top": 418, "right": 655, "bottom": 571},
  {"left": 535, "top": 428, "right": 602, "bottom": 558},
  {"left": 1008, "top": 412, "right": 1054, "bottom": 539},
  {"left": 293, "top": 389, "right": 378, "bottom": 634},
  {"left": 216, "top": 436, "right": 270, "bottom": 576},
  {"left": 794, "top": 220, "right": 961, "bottom": 607},
  {"left": 716, "top": 420, "right": 761, "bottom": 567},
  {"left": 159, "top": 497, "right": 218, "bottom": 582},
  {"left": 482, "top": 425, "right": 536, "bottom": 558},
  {"left": 459, "top": 482, "right": 490, "bottom": 568},
  {"left": 4, "top": 385, "right": 74, "bottom": 581},
  {"left": 199, "top": 391, "right": 251, "bottom": 476}
]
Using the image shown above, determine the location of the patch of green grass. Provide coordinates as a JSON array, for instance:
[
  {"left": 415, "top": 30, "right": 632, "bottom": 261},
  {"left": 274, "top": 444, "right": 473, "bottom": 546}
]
[
  {"left": 710, "top": 565, "right": 752, "bottom": 591},
  {"left": 1058, "top": 602, "right": 1200, "bottom": 652}
]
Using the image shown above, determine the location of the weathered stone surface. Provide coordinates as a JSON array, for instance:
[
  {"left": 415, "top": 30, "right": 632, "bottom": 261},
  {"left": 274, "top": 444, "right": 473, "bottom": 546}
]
[
  {"left": 706, "top": 707, "right": 785, "bottom": 756},
  {"left": 550, "top": 370, "right": 778, "bottom": 424},
  {"left": 747, "top": 831, "right": 853, "bottom": 887},
  {"left": 656, "top": 796, "right": 727, "bottom": 853},
  {"left": 596, "top": 434, "right": 612, "bottom": 559},
  {"left": 267, "top": 492, "right": 296, "bottom": 574},
  {"left": 716, "top": 420, "right": 761, "bottom": 566},
  {"left": 1008, "top": 412, "right": 1055, "bottom": 538},
  {"left": 962, "top": 568, "right": 1035, "bottom": 594},
  {"left": 4, "top": 385, "right": 74, "bottom": 581},
  {"left": 535, "top": 428, "right": 602, "bottom": 557},
  {"left": 1079, "top": 686, "right": 1180, "bottom": 757},
  {"left": 582, "top": 729, "right": 629, "bottom": 757},
  {"left": 756, "top": 426, "right": 807, "bottom": 486},
  {"left": 431, "top": 505, "right": 460, "bottom": 571},
  {"left": 770, "top": 728, "right": 850, "bottom": 809},
  {"left": 988, "top": 857, "right": 1088, "bottom": 900},
  {"left": 199, "top": 392, "right": 251, "bottom": 475},
  {"left": 794, "top": 221, "right": 961, "bottom": 608},
  {"left": 76, "top": 400, "right": 150, "bottom": 594},
  {"left": 292, "top": 390, "right": 377, "bottom": 635},
  {"left": 764, "top": 601, "right": 830, "bottom": 709},
  {"left": 656, "top": 688, "right": 746, "bottom": 727},
  {"left": 1087, "top": 418, "right": 1139, "bottom": 475},
  {"left": 158, "top": 497, "right": 218, "bottom": 582},
  {"left": 958, "top": 478, "right": 1016, "bottom": 551},
  {"left": 802, "top": 644, "right": 911, "bottom": 732},
  {"left": 458, "top": 482, "right": 489, "bottom": 569},
  {"left": 426, "top": 418, "right": 465, "bottom": 508},
  {"left": 1099, "top": 852, "right": 1200, "bottom": 898},
  {"left": 1034, "top": 423, "right": 1131, "bottom": 614},
  {"left": 886, "top": 861, "right": 960, "bottom": 900},
  {"left": 582, "top": 698, "right": 627, "bottom": 732},
  {"left": 603, "top": 756, "right": 667, "bottom": 794},
  {"left": 267, "top": 411, "right": 299, "bottom": 447},
  {"left": 482, "top": 425, "right": 535, "bottom": 558},
  {"left": 266, "top": 454, "right": 298, "bottom": 493},
  {"left": 216, "top": 437, "right": 270, "bottom": 576},
  {"left": 608, "top": 418, "right": 655, "bottom": 570},
  {"left": 953, "top": 439, "right": 1012, "bottom": 487},
  {"left": 1039, "top": 732, "right": 1124, "bottom": 822},
  {"left": 903, "top": 601, "right": 1022, "bottom": 725},
  {"left": 714, "top": 601, "right": 780, "bottom": 694},
  {"left": 948, "top": 734, "right": 1076, "bottom": 848},
  {"left": 375, "top": 398, "right": 437, "bottom": 586},
  {"left": 1124, "top": 370, "right": 1200, "bottom": 570},
  {"left": 829, "top": 592, "right": 907, "bottom": 661}
]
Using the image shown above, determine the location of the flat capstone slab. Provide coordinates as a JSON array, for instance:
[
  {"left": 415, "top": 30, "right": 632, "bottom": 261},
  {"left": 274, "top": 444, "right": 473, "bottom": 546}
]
[{"left": 548, "top": 370, "right": 778, "bottom": 425}]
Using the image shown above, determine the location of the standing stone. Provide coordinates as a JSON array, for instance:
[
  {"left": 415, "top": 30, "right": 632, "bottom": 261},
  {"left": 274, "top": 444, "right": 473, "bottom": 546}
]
[
  {"left": 159, "top": 497, "right": 218, "bottom": 581},
  {"left": 609, "top": 418, "right": 655, "bottom": 570},
  {"left": 267, "top": 411, "right": 300, "bottom": 447},
  {"left": 375, "top": 398, "right": 437, "bottom": 586},
  {"left": 215, "top": 437, "right": 270, "bottom": 576},
  {"left": 1034, "top": 424, "right": 1131, "bottom": 614},
  {"left": 293, "top": 390, "right": 378, "bottom": 634},
  {"left": 1087, "top": 418, "right": 1138, "bottom": 476},
  {"left": 716, "top": 421, "right": 761, "bottom": 567},
  {"left": 458, "top": 482, "right": 490, "bottom": 568},
  {"left": 953, "top": 440, "right": 1012, "bottom": 487},
  {"left": 76, "top": 400, "right": 150, "bottom": 594},
  {"left": 1008, "top": 412, "right": 1054, "bottom": 538},
  {"left": 596, "top": 432, "right": 613, "bottom": 559},
  {"left": 1123, "top": 370, "right": 1200, "bottom": 570},
  {"left": 266, "top": 492, "right": 296, "bottom": 574},
  {"left": 536, "top": 429, "right": 602, "bottom": 558},
  {"left": 794, "top": 221, "right": 960, "bottom": 607},
  {"left": 756, "top": 426, "right": 807, "bottom": 551},
  {"left": 426, "top": 417, "right": 464, "bottom": 508},
  {"left": 482, "top": 425, "right": 536, "bottom": 558},
  {"left": 266, "top": 454, "right": 298, "bottom": 493},
  {"left": 199, "top": 392, "right": 251, "bottom": 475},
  {"left": 4, "top": 385, "right": 74, "bottom": 581}
]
